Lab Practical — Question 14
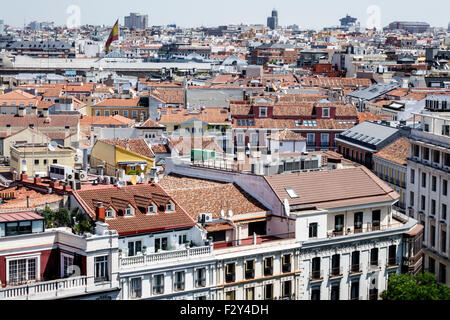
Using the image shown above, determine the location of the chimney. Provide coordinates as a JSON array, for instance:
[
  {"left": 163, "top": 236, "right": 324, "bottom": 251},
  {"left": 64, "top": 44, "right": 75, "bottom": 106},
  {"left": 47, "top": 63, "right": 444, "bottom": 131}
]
[
  {"left": 18, "top": 107, "right": 26, "bottom": 117},
  {"left": 34, "top": 177, "right": 42, "bottom": 184},
  {"left": 96, "top": 202, "right": 106, "bottom": 222},
  {"left": 43, "top": 108, "right": 49, "bottom": 117},
  {"left": 20, "top": 173, "right": 28, "bottom": 181},
  {"left": 6, "top": 124, "right": 11, "bottom": 136},
  {"left": 26, "top": 196, "right": 30, "bottom": 208},
  {"left": 31, "top": 106, "right": 38, "bottom": 115}
]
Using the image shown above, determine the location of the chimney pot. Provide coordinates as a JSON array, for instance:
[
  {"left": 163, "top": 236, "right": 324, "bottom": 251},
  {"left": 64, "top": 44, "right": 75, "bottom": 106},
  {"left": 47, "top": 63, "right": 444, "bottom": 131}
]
[{"left": 96, "top": 202, "right": 106, "bottom": 222}]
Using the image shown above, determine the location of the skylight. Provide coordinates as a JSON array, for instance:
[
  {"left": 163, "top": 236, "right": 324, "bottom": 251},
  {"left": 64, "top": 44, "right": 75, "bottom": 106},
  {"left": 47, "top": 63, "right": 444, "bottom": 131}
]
[{"left": 286, "top": 188, "right": 299, "bottom": 199}]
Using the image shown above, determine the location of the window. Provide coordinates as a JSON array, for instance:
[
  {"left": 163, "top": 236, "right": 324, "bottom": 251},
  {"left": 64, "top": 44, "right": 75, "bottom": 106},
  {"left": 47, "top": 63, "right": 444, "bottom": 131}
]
[
  {"left": 225, "top": 290, "right": 235, "bottom": 300},
  {"left": 306, "top": 133, "right": 315, "bottom": 146},
  {"left": 311, "top": 257, "right": 321, "bottom": 279},
  {"left": 95, "top": 110, "right": 101, "bottom": 116},
  {"left": 442, "top": 204, "right": 447, "bottom": 221},
  {"left": 132, "top": 110, "right": 138, "bottom": 119},
  {"left": 334, "top": 215, "right": 344, "bottom": 233},
  {"left": 428, "top": 257, "right": 435, "bottom": 274},
  {"left": 441, "top": 230, "right": 447, "bottom": 253},
  {"left": 286, "top": 188, "right": 299, "bottom": 199},
  {"left": 322, "top": 108, "right": 330, "bottom": 118},
  {"left": 8, "top": 257, "right": 38, "bottom": 285},
  {"left": 282, "top": 254, "right": 292, "bottom": 273},
  {"left": 421, "top": 195, "right": 426, "bottom": 211},
  {"left": 410, "top": 192, "right": 414, "bottom": 207},
  {"left": 372, "top": 210, "right": 380, "bottom": 230},
  {"left": 350, "top": 280, "right": 359, "bottom": 300},
  {"left": 178, "top": 234, "right": 187, "bottom": 245},
  {"left": 283, "top": 280, "right": 292, "bottom": 299},
  {"left": 125, "top": 206, "right": 133, "bottom": 216},
  {"left": 431, "top": 200, "right": 436, "bottom": 216},
  {"left": 311, "top": 287, "right": 320, "bottom": 300},
  {"left": 433, "top": 150, "right": 440, "bottom": 164},
  {"left": 423, "top": 147, "right": 429, "bottom": 160},
  {"left": 225, "top": 263, "right": 236, "bottom": 283},
  {"left": 174, "top": 271, "right": 185, "bottom": 291},
  {"left": 410, "top": 169, "right": 415, "bottom": 184},
  {"left": 62, "top": 254, "right": 74, "bottom": 278},
  {"left": 113, "top": 110, "right": 119, "bottom": 116},
  {"left": 369, "top": 288, "right": 378, "bottom": 300},
  {"left": 155, "top": 237, "right": 168, "bottom": 252},
  {"left": 153, "top": 274, "right": 164, "bottom": 295},
  {"left": 354, "top": 212, "right": 363, "bottom": 232},
  {"left": 264, "top": 257, "right": 273, "bottom": 276},
  {"left": 105, "top": 208, "right": 115, "bottom": 219},
  {"left": 246, "top": 287, "right": 255, "bottom": 300},
  {"left": 439, "top": 264, "right": 446, "bottom": 284},
  {"left": 130, "top": 278, "right": 142, "bottom": 299},
  {"left": 128, "top": 240, "right": 142, "bottom": 257},
  {"left": 104, "top": 110, "right": 110, "bottom": 116},
  {"left": 53, "top": 159, "right": 58, "bottom": 164},
  {"left": 432, "top": 176, "right": 437, "bottom": 192},
  {"left": 123, "top": 110, "right": 129, "bottom": 118},
  {"left": 430, "top": 225, "right": 436, "bottom": 247},
  {"left": 165, "top": 201, "right": 175, "bottom": 212},
  {"left": 264, "top": 283, "right": 273, "bottom": 300},
  {"left": 443, "top": 180, "right": 448, "bottom": 196},
  {"left": 147, "top": 204, "right": 157, "bottom": 215},
  {"left": 413, "top": 144, "right": 419, "bottom": 157},
  {"left": 331, "top": 284, "right": 340, "bottom": 300},
  {"left": 309, "top": 223, "right": 318, "bottom": 238},
  {"left": 94, "top": 256, "right": 108, "bottom": 282},
  {"left": 370, "top": 248, "right": 379, "bottom": 266},
  {"left": 34, "top": 159, "right": 39, "bottom": 165},
  {"left": 388, "top": 245, "right": 397, "bottom": 265},
  {"left": 195, "top": 268, "right": 206, "bottom": 288},
  {"left": 321, "top": 133, "right": 329, "bottom": 146},
  {"left": 245, "top": 260, "right": 255, "bottom": 279},
  {"left": 422, "top": 172, "right": 427, "bottom": 188},
  {"left": 259, "top": 107, "right": 268, "bottom": 117},
  {"left": 236, "top": 133, "right": 245, "bottom": 146},
  {"left": 351, "top": 251, "right": 360, "bottom": 273},
  {"left": 331, "top": 254, "right": 341, "bottom": 276}
]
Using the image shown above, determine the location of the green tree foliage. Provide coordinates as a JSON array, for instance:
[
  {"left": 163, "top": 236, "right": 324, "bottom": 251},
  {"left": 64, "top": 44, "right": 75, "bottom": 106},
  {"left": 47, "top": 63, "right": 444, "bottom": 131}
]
[
  {"left": 381, "top": 272, "right": 450, "bottom": 300},
  {"left": 38, "top": 207, "right": 93, "bottom": 235}
]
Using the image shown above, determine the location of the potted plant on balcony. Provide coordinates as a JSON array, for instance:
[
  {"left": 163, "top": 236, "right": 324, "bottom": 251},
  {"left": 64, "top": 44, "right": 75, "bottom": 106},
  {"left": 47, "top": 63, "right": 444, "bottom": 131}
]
[
  {"left": 142, "top": 246, "right": 147, "bottom": 254},
  {"left": 118, "top": 249, "right": 122, "bottom": 257}
]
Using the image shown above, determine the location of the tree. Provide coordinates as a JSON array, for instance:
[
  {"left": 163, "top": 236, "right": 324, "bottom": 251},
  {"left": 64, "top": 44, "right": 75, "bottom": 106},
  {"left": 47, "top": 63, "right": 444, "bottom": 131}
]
[{"left": 381, "top": 272, "right": 450, "bottom": 300}]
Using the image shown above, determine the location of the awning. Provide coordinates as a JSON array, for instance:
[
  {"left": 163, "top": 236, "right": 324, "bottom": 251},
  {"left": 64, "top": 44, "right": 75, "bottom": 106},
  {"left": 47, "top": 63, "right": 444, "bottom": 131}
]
[
  {"left": 0, "top": 211, "right": 44, "bottom": 223},
  {"left": 118, "top": 161, "right": 148, "bottom": 166}
]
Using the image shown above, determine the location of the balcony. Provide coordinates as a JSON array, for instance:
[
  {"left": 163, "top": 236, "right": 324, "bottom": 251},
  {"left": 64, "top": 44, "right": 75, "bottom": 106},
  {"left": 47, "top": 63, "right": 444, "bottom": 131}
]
[
  {"left": 225, "top": 273, "right": 236, "bottom": 283},
  {"left": 329, "top": 266, "right": 343, "bottom": 278},
  {"left": 368, "top": 260, "right": 382, "bottom": 271},
  {"left": 282, "top": 263, "right": 292, "bottom": 273},
  {"left": 195, "top": 279, "right": 206, "bottom": 288},
  {"left": 245, "top": 269, "right": 255, "bottom": 280},
  {"left": 0, "top": 275, "right": 115, "bottom": 300},
  {"left": 174, "top": 282, "right": 185, "bottom": 291},
  {"left": 326, "top": 222, "right": 404, "bottom": 238},
  {"left": 119, "top": 245, "right": 213, "bottom": 269},
  {"left": 153, "top": 285, "right": 164, "bottom": 295},
  {"left": 264, "top": 266, "right": 273, "bottom": 277},
  {"left": 386, "top": 258, "right": 399, "bottom": 269},
  {"left": 310, "top": 270, "right": 323, "bottom": 282},
  {"left": 349, "top": 263, "right": 362, "bottom": 274}
]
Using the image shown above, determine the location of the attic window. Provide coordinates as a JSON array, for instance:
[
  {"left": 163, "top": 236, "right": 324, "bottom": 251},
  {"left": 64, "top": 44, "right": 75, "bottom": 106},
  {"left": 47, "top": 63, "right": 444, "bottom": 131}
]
[
  {"left": 105, "top": 207, "right": 115, "bottom": 219},
  {"left": 286, "top": 188, "right": 299, "bottom": 199},
  {"left": 147, "top": 203, "right": 157, "bottom": 215},
  {"left": 166, "top": 201, "right": 175, "bottom": 212},
  {"left": 125, "top": 205, "right": 134, "bottom": 217}
]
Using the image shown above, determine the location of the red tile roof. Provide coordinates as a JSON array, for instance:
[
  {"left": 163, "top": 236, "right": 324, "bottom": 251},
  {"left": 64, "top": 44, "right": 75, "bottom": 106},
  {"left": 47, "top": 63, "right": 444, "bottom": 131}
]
[
  {"left": 100, "top": 139, "right": 155, "bottom": 158},
  {"left": 75, "top": 184, "right": 196, "bottom": 235}
]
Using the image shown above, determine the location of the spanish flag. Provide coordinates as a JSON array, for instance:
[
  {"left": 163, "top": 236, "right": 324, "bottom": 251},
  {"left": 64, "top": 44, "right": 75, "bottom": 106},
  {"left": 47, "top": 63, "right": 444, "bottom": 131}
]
[{"left": 105, "top": 19, "right": 119, "bottom": 54}]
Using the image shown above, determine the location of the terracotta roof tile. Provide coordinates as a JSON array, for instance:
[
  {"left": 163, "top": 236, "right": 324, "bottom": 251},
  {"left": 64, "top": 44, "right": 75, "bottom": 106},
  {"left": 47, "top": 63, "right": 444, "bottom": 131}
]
[{"left": 373, "top": 137, "right": 410, "bottom": 166}]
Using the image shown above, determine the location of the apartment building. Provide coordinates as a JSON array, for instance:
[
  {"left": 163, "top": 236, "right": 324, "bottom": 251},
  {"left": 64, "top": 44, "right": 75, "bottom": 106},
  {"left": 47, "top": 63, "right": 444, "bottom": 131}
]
[
  {"left": 406, "top": 99, "right": 450, "bottom": 285},
  {"left": 92, "top": 98, "right": 148, "bottom": 121},
  {"left": 0, "top": 210, "right": 120, "bottom": 300},
  {"left": 373, "top": 138, "right": 410, "bottom": 212}
]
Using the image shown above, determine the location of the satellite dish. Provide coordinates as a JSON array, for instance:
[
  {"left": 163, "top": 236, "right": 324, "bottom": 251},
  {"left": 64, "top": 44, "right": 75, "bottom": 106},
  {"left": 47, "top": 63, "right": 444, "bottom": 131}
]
[{"left": 48, "top": 141, "right": 58, "bottom": 152}]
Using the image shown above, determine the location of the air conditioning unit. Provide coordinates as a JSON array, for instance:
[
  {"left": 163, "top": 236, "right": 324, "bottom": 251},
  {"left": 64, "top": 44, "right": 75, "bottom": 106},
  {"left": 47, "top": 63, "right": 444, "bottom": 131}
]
[
  {"left": 66, "top": 173, "right": 75, "bottom": 180},
  {"left": 198, "top": 213, "right": 213, "bottom": 224},
  {"left": 76, "top": 170, "right": 88, "bottom": 181}
]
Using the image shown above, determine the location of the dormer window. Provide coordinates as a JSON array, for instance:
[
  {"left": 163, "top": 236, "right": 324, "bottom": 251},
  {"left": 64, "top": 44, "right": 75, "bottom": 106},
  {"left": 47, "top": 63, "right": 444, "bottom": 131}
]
[
  {"left": 259, "top": 107, "right": 268, "bottom": 117},
  {"left": 166, "top": 201, "right": 175, "bottom": 213},
  {"left": 147, "top": 203, "right": 157, "bottom": 215},
  {"left": 322, "top": 108, "right": 330, "bottom": 118},
  {"left": 125, "top": 205, "right": 134, "bottom": 217},
  {"left": 105, "top": 207, "right": 115, "bottom": 219}
]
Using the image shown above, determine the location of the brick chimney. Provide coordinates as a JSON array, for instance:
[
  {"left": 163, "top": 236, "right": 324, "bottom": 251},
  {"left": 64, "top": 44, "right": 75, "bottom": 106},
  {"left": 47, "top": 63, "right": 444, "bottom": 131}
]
[{"left": 96, "top": 202, "right": 106, "bottom": 222}]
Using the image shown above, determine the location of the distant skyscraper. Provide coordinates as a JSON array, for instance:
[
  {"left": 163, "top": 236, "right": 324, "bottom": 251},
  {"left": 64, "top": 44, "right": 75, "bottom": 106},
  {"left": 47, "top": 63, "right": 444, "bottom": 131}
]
[
  {"left": 124, "top": 13, "right": 148, "bottom": 30},
  {"left": 0, "top": 20, "right": 4, "bottom": 35},
  {"left": 267, "top": 9, "right": 278, "bottom": 30}
]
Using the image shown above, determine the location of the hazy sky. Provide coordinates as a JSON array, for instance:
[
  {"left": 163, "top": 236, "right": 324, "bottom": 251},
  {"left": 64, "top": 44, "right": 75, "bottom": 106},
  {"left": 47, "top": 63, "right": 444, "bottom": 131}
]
[{"left": 2, "top": 0, "right": 449, "bottom": 29}]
